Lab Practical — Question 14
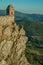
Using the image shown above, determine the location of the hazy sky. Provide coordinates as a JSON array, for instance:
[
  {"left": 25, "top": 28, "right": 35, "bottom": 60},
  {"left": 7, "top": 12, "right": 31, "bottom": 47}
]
[{"left": 0, "top": 0, "right": 43, "bottom": 14}]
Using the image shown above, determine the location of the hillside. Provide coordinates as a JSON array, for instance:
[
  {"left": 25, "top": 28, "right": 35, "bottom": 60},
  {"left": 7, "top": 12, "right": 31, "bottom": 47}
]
[
  {"left": 15, "top": 18, "right": 43, "bottom": 36},
  {"left": 15, "top": 11, "right": 43, "bottom": 36},
  {"left": 15, "top": 11, "right": 43, "bottom": 65},
  {"left": 15, "top": 11, "right": 43, "bottom": 23}
]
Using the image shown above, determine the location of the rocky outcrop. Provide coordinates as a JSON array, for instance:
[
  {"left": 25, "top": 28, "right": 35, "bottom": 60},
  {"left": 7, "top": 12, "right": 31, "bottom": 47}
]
[{"left": 0, "top": 19, "right": 30, "bottom": 65}]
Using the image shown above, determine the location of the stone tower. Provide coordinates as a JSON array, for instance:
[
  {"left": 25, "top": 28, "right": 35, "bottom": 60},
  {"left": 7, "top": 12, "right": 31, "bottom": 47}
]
[{"left": 6, "top": 5, "right": 14, "bottom": 16}]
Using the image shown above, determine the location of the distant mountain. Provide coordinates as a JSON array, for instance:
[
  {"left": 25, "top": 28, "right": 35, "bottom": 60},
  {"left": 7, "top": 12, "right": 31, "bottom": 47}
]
[
  {"left": 0, "top": 10, "right": 6, "bottom": 16},
  {"left": 15, "top": 11, "right": 43, "bottom": 23}
]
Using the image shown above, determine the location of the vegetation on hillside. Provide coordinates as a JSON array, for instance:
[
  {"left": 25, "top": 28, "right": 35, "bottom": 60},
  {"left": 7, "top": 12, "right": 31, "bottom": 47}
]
[
  {"left": 15, "top": 17, "right": 43, "bottom": 36},
  {"left": 25, "top": 36, "right": 43, "bottom": 65},
  {"left": 15, "top": 17, "right": 43, "bottom": 65}
]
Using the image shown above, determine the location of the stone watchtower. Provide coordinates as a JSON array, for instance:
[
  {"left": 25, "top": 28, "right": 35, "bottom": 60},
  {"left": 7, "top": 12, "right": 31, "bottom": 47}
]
[
  {"left": 6, "top": 5, "right": 14, "bottom": 16},
  {"left": 0, "top": 5, "right": 14, "bottom": 26}
]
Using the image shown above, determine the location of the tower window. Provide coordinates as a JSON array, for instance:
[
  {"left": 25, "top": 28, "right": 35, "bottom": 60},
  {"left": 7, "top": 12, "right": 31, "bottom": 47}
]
[{"left": 11, "top": 12, "right": 13, "bottom": 15}]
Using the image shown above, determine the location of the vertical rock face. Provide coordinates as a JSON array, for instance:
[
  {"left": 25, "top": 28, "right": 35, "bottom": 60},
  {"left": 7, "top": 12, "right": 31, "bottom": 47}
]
[{"left": 0, "top": 5, "right": 30, "bottom": 65}]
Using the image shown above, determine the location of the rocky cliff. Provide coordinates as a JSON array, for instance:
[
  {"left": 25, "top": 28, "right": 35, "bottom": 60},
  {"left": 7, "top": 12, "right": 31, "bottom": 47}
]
[{"left": 0, "top": 17, "right": 30, "bottom": 65}]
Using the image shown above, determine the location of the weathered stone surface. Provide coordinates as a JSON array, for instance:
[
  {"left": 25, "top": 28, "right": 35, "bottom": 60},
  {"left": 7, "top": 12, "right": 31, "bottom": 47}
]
[
  {"left": 19, "top": 26, "right": 25, "bottom": 35},
  {"left": 2, "top": 35, "right": 8, "bottom": 40},
  {"left": 0, "top": 26, "right": 3, "bottom": 36},
  {"left": 3, "top": 27, "right": 12, "bottom": 37},
  {"left": 0, "top": 60, "right": 8, "bottom": 65},
  {"left": 0, "top": 40, "right": 7, "bottom": 50},
  {"left": 2, "top": 40, "right": 13, "bottom": 59},
  {"left": 0, "top": 5, "right": 30, "bottom": 65}
]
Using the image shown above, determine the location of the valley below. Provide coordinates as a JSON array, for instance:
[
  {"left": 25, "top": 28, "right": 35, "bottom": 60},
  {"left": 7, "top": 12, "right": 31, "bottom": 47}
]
[{"left": 15, "top": 13, "right": 43, "bottom": 65}]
